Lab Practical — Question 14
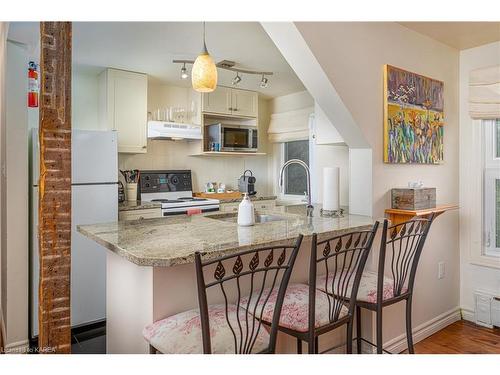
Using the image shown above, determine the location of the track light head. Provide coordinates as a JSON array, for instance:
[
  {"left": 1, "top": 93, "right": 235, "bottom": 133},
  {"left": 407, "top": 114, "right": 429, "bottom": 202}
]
[
  {"left": 260, "top": 74, "right": 269, "bottom": 88},
  {"left": 232, "top": 72, "right": 242, "bottom": 86},
  {"left": 180, "top": 63, "right": 188, "bottom": 80}
]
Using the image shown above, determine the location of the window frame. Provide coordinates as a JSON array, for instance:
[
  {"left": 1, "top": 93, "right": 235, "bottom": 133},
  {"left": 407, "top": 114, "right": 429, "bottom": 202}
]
[
  {"left": 483, "top": 119, "right": 500, "bottom": 257},
  {"left": 278, "top": 139, "right": 310, "bottom": 202},
  {"left": 464, "top": 119, "right": 500, "bottom": 269}
]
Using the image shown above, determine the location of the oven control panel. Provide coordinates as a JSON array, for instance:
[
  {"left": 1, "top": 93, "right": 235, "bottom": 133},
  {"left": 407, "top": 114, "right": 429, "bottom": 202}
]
[{"left": 139, "top": 170, "right": 192, "bottom": 193}]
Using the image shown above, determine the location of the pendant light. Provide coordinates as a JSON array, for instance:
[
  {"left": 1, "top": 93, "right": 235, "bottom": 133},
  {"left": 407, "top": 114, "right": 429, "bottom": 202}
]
[{"left": 192, "top": 22, "right": 218, "bottom": 93}]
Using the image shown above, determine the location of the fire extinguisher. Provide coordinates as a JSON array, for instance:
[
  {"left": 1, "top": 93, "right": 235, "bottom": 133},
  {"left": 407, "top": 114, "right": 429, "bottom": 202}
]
[{"left": 28, "top": 61, "right": 38, "bottom": 108}]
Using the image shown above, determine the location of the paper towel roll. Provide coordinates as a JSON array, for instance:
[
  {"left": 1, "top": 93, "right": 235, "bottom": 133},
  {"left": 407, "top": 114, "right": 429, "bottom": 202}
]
[{"left": 323, "top": 167, "right": 340, "bottom": 211}]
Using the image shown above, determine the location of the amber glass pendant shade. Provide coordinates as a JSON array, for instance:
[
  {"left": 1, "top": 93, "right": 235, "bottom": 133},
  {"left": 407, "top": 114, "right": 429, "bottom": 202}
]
[{"left": 192, "top": 49, "right": 217, "bottom": 93}]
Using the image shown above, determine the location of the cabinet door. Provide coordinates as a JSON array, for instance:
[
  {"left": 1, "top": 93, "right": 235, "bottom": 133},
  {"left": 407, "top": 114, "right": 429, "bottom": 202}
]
[
  {"left": 232, "top": 89, "right": 258, "bottom": 117},
  {"left": 109, "top": 69, "right": 148, "bottom": 153},
  {"left": 202, "top": 86, "right": 232, "bottom": 115},
  {"left": 118, "top": 208, "right": 162, "bottom": 221}
]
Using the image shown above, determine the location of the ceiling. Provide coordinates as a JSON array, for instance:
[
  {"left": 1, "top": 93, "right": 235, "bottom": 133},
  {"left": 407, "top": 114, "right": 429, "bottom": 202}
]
[
  {"left": 399, "top": 22, "right": 500, "bottom": 50},
  {"left": 7, "top": 22, "right": 305, "bottom": 98},
  {"left": 9, "top": 21, "right": 500, "bottom": 97}
]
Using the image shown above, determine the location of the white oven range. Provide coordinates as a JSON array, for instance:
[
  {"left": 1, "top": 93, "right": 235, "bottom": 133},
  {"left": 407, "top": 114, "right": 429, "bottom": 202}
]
[{"left": 139, "top": 170, "right": 220, "bottom": 216}]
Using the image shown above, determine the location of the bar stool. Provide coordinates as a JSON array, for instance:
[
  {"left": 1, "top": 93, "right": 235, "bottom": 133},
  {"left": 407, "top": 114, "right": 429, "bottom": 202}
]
[
  {"left": 316, "top": 216, "right": 434, "bottom": 354},
  {"left": 142, "top": 235, "right": 303, "bottom": 354},
  {"left": 241, "top": 223, "right": 379, "bottom": 354}
]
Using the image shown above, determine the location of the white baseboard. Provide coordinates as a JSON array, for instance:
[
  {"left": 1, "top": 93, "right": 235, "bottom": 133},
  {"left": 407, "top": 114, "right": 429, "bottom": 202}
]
[
  {"left": 461, "top": 307, "right": 475, "bottom": 323},
  {"left": 5, "top": 339, "right": 29, "bottom": 354},
  {"left": 384, "top": 306, "right": 461, "bottom": 353}
]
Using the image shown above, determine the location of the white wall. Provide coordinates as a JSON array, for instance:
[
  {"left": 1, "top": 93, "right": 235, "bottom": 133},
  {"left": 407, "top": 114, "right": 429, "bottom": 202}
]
[
  {"left": 310, "top": 103, "right": 349, "bottom": 206},
  {"left": 72, "top": 68, "right": 103, "bottom": 131},
  {"left": 5, "top": 41, "right": 29, "bottom": 349},
  {"left": 459, "top": 41, "right": 500, "bottom": 315}
]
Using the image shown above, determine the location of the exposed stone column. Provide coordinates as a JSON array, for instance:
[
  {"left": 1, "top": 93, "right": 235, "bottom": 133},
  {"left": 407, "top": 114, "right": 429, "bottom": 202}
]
[{"left": 38, "top": 21, "right": 72, "bottom": 354}]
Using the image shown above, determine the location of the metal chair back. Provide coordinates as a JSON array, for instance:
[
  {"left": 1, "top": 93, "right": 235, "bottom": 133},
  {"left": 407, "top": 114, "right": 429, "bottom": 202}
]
[
  {"left": 194, "top": 234, "right": 303, "bottom": 354},
  {"left": 376, "top": 215, "right": 435, "bottom": 304},
  {"left": 309, "top": 222, "right": 380, "bottom": 334}
]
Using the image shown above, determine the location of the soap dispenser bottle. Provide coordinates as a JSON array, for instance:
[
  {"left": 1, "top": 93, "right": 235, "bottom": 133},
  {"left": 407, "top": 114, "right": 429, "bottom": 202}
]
[{"left": 237, "top": 193, "right": 255, "bottom": 226}]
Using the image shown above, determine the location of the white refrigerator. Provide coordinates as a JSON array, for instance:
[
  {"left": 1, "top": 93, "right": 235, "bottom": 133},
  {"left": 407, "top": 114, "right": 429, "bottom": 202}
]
[{"left": 30, "top": 128, "right": 118, "bottom": 338}]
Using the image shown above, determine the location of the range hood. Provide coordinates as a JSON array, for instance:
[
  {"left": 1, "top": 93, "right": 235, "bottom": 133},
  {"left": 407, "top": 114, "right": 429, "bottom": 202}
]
[{"left": 147, "top": 121, "right": 202, "bottom": 140}]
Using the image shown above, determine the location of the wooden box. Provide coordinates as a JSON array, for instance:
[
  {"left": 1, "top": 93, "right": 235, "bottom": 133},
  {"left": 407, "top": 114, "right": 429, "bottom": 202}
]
[{"left": 391, "top": 188, "right": 436, "bottom": 210}]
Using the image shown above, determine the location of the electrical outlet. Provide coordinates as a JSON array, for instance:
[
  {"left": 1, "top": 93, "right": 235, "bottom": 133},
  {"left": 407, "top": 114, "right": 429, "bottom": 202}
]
[{"left": 438, "top": 261, "right": 445, "bottom": 279}]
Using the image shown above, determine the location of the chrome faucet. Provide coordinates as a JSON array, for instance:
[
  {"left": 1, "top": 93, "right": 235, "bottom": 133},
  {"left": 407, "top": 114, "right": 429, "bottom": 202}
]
[{"left": 279, "top": 159, "right": 314, "bottom": 217}]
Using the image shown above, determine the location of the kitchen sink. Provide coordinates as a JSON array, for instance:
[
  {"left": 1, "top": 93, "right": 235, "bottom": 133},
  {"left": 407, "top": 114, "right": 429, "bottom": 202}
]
[
  {"left": 205, "top": 212, "right": 286, "bottom": 224},
  {"left": 254, "top": 214, "right": 287, "bottom": 223}
]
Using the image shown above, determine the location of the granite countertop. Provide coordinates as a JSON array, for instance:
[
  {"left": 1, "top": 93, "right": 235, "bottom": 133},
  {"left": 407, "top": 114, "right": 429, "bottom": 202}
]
[
  {"left": 219, "top": 195, "right": 277, "bottom": 203},
  {"left": 78, "top": 204, "right": 374, "bottom": 267},
  {"left": 118, "top": 201, "right": 162, "bottom": 212}
]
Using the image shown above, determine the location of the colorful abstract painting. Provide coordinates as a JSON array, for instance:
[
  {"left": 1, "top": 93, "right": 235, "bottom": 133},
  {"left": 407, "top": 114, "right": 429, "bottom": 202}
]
[{"left": 383, "top": 65, "right": 444, "bottom": 164}]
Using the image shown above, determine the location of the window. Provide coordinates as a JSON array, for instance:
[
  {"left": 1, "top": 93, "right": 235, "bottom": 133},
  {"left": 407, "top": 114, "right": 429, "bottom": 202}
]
[
  {"left": 282, "top": 140, "right": 309, "bottom": 196},
  {"left": 483, "top": 119, "right": 500, "bottom": 257}
]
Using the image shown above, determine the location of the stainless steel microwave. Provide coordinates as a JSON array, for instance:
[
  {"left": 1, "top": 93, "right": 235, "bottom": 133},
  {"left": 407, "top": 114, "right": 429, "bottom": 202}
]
[{"left": 206, "top": 123, "right": 258, "bottom": 152}]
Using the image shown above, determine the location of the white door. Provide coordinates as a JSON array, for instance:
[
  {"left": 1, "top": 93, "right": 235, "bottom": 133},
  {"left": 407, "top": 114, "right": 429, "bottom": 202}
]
[
  {"left": 30, "top": 186, "right": 39, "bottom": 337},
  {"left": 72, "top": 184, "right": 117, "bottom": 327},
  {"left": 109, "top": 69, "right": 148, "bottom": 153},
  {"left": 232, "top": 89, "right": 258, "bottom": 117},
  {"left": 202, "top": 86, "right": 232, "bottom": 115}
]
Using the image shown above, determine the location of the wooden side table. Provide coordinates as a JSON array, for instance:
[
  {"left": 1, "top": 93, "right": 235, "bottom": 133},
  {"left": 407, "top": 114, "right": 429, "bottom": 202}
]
[{"left": 385, "top": 204, "right": 459, "bottom": 226}]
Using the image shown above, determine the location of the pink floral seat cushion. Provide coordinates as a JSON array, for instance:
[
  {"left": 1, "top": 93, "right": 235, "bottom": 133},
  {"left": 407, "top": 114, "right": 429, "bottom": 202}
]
[
  {"left": 240, "top": 283, "right": 348, "bottom": 333},
  {"left": 316, "top": 270, "right": 408, "bottom": 303},
  {"left": 142, "top": 304, "right": 270, "bottom": 354}
]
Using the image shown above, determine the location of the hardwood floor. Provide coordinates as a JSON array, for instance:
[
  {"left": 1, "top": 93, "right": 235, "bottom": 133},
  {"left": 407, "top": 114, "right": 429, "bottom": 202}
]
[{"left": 410, "top": 320, "right": 500, "bottom": 354}]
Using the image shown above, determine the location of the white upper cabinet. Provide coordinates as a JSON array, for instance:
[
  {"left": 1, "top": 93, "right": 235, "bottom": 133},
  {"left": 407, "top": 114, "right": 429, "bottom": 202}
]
[
  {"left": 202, "top": 86, "right": 258, "bottom": 118},
  {"left": 99, "top": 69, "right": 148, "bottom": 153},
  {"left": 201, "top": 86, "right": 232, "bottom": 115},
  {"left": 231, "top": 89, "right": 258, "bottom": 117}
]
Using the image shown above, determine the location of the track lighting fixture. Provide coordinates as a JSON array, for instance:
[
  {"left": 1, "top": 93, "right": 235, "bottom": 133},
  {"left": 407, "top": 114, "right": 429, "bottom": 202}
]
[
  {"left": 180, "top": 63, "right": 188, "bottom": 79},
  {"left": 173, "top": 56, "right": 273, "bottom": 90},
  {"left": 260, "top": 74, "right": 269, "bottom": 88},
  {"left": 231, "top": 72, "right": 242, "bottom": 86}
]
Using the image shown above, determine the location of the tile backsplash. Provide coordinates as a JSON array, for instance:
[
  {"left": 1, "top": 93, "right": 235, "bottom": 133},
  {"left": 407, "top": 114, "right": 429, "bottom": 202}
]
[{"left": 118, "top": 139, "right": 272, "bottom": 195}]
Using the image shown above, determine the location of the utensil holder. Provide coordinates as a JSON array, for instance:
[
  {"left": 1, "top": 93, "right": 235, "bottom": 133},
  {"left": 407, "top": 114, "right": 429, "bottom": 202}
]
[{"left": 126, "top": 183, "right": 138, "bottom": 202}]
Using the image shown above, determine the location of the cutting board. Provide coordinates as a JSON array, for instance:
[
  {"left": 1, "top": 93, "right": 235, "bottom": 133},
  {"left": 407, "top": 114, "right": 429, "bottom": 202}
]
[{"left": 194, "top": 191, "right": 242, "bottom": 200}]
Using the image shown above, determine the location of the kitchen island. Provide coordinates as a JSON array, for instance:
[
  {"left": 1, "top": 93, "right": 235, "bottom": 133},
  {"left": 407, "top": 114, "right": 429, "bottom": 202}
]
[{"left": 78, "top": 204, "right": 374, "bottom": 353}]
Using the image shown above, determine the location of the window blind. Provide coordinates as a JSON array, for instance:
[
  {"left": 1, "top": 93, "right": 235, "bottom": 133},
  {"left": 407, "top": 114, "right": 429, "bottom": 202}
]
[
  {"left": 469, "top": 65, "right": 500, "bottom": 119},
  {"left": 267, "top": 107, "right": 313, "bottom": 143}
]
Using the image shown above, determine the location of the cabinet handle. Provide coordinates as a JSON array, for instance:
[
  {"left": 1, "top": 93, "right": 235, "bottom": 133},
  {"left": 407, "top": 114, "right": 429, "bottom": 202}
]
[
  {"left": 228, "top": 107, "right": 233, "bottom": 111},
  {"left": 142, "top": 145, "right": 147, "bottom": 149},
  {"left": 233, "top": 108, "right": 238, "bottom": 112}
]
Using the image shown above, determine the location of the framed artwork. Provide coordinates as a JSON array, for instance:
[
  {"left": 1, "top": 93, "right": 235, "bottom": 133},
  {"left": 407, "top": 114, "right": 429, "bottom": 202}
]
[{"left": 383, "top": 65, "right": 444, "bottom": 164}]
